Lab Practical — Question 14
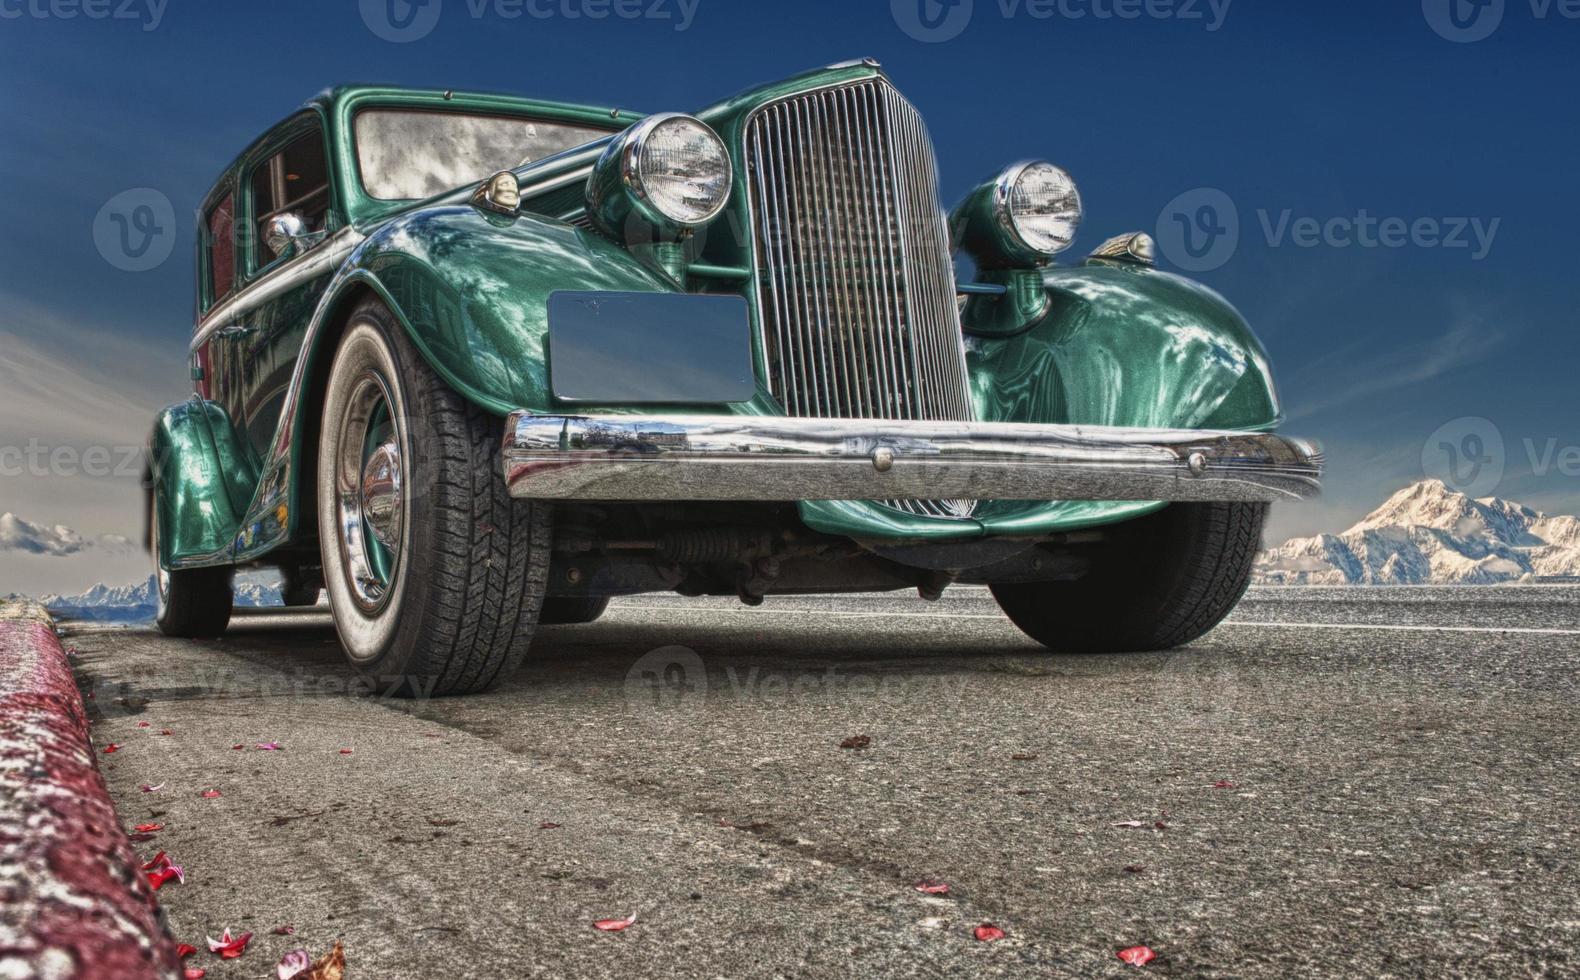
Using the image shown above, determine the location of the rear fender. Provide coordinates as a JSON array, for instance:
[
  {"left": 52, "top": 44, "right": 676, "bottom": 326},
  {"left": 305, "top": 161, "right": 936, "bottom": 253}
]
[{"left": 149, "top": 398, "right": 253, "bottom": 569}]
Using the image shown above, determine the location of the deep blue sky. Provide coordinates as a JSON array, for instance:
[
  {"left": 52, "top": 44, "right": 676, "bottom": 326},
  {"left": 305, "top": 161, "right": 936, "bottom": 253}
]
[{"left": 2, "top": 0, "right": 1577, "bottom": 591}]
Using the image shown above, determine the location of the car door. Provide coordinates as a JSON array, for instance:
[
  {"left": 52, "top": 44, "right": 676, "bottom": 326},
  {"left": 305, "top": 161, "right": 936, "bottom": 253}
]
[
  {"left": 190, "top": 182, "right": 260, "bottom": 520},
  {"left": 230, "top": 114, "right": 340, "bottom": 462}
]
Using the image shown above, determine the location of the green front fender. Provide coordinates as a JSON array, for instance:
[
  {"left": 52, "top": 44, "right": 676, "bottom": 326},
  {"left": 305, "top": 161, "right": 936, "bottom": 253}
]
[
  {"left": 229, "top": 204, "right": 778, "bottom": 564},
  {"left": 352, "top": 205, "right": 685, "bottom": 416},
  {"left": 799, "top": 261, "right": 1283, "bottom": 540}
]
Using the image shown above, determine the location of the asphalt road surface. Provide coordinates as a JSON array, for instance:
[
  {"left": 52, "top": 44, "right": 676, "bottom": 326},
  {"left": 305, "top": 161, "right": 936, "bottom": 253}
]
[{"left": 69, "top": 587, "right": 1579, "bottom": 978}]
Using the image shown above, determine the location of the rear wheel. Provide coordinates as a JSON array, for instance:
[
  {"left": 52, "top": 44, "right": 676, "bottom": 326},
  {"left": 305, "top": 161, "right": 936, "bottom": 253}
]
[
  {"left": 538, "top": 596, "right": 611, "bottom": 625},
  {"left": 991, "top": 502, "right": 1267, "bottom": 652},
  {"left": 317, "top": 299, "right": 552, "bottom": 697},
  {"left": 150, "top": 496, "right": 233, "bottom": 638}
]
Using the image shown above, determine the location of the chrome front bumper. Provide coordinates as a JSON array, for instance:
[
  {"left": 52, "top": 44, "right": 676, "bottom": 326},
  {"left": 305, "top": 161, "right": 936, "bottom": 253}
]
[{"left": 502, "top": 414, "right": 1322, "bottom": 503}]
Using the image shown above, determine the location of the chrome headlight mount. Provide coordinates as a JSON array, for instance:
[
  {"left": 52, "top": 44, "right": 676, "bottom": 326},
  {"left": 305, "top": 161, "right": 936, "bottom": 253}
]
[
  {"left": 952, "top": 161, "right": 1083, "bottom": 269},
  {"left": 588, "top": 113, "right": 733, "bottom": 243}
]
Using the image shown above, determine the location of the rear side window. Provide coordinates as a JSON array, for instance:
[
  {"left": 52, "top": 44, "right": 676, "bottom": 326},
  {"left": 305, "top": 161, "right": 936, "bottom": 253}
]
[
  {"left": 250, "top": 127, "right": 331, "bottom": 270},
  {"left": 206, "top": 192, "right": 236, "bottom": 308}
]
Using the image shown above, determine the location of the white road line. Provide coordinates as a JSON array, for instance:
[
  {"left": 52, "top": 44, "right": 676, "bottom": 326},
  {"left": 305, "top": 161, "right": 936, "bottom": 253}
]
[
  {"left": 612, "top": 605, "right": 1580, "bottom": 636},
  {"left": 1224, "top": 621, "right": 1580, "bottom": 637}
]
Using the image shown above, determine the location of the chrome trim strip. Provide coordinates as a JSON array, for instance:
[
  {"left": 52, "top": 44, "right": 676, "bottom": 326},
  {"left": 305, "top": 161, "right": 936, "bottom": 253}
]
[
  {"left": 502, "top": 414, "right": 1325, "bottom": 504},
  {"left": 192, "top": 227, "right": 365, "bottom": 351},
  {"left": 520, "top": 164, "right": 595, "bottom": 199}
]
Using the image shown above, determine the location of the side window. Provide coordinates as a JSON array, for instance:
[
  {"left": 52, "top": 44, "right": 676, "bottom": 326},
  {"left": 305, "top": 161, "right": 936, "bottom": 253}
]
[
  {"left": 206, "top": 192, "right": 236, "bottom": 308},
  {"left": 249, "top": 127, "right": 330, "bottom": 271}
]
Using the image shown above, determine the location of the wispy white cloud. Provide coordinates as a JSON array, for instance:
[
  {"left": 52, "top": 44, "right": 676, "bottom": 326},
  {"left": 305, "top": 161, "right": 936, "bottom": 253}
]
[{"left": 1282, "top": 298, "right": 1508, "bottom": 422}]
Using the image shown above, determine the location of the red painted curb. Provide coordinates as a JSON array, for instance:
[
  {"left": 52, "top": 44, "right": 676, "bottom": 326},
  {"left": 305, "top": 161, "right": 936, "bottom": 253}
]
[{"left": 0, "top": 603, "right": 181, "bottom": 980}]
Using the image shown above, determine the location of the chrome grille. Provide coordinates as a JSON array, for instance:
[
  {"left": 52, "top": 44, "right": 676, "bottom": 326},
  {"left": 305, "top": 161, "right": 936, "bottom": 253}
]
[{"left": 744, "top": 79, "right": 975, "bottom": 520}]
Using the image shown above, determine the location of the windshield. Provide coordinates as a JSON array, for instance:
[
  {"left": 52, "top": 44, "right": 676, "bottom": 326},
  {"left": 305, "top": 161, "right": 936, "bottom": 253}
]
[{"left": 354, "top": 108, "right": 614, "bottom": 201}]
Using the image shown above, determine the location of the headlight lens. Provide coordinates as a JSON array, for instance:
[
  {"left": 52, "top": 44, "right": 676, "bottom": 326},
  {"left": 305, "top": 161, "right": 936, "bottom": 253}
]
[
  {"left": 1000, "top": 162, "right": 1081, "bottom": 256},
  {"left": 632, "top": 116, "right": 732, "bottom": 226}
]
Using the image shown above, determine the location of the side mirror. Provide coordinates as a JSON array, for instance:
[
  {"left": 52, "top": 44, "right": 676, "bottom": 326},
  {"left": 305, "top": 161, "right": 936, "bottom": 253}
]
[{"left": 264, "top": 213, "right": 325, "bottom": 260}]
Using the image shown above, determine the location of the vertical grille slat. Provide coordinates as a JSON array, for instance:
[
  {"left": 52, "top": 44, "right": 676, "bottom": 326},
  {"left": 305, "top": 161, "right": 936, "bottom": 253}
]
[
  {"left": 746, "top": 78, "right": 970, "bottom": 424},
  {"left": 745, "top": 78, "right": 976, "bottom": 519}
]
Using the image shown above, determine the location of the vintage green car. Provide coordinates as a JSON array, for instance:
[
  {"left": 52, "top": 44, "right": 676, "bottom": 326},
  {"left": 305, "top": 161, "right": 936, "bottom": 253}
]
[{"left": 147, "top": 60, "right": 1321, "bottom": 696}]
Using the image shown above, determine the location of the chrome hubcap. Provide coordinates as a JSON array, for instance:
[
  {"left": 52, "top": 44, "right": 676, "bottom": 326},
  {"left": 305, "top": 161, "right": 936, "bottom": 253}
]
[
  {"left": 335, "top": 374, "right": 403, "bottom": 613},
  {"left": 360, "top": 442, "right": 403, "bottom": 551}
]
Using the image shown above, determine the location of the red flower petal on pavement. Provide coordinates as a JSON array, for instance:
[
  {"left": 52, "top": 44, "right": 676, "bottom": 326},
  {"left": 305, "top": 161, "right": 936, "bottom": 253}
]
[
  {"left": 137, "top": 722, "right": 151, "bottom": 728},
  {"left": 134, "top": 823, "right": 163, "bottom": 833},
  {"left": 1154, "top": 821, "right": 1169, "bottom": 830},
  {"left": 1118, "top": 945, "right": 1157, "bottom": 966},
  {"left": 160, "top": 730, "right": 174, "bottom": 736},
  {"left": 140, "top": 783, "right": 164, "bottom": 793},
  {"left": 272, "top": 925, "right": 296, "bottom": 936},
  {"left": 176, "top": 943, "right": 197, "bottom": 958},
  {"left": 184, "top": 969, "right": 206, "bottom": 979},
  {"left": 232, "top": 744, "right": 245, "bottom": 750},
  {"left": 256, "top": 742, "right": 284, "bottom": 751},
  {"left": 339, "top": 749, "right": 354, "bottom": 755},
  {"left": 103, "top": 744, "right": 121, "bottom": 754},
  {"left": 973, "top": 924, "right": 1006, "bottom": 942},
  {"left": 207, "top": 928, "right": 253, "bottom": 959},
  {"left": 913, "top": 879, "right": 951, "bottom": 895},
  {"left": 146, "top": 866, "right": 184, "bottom": 890},
  {"left": 277, "top": 948, "right": 312, "bottom": 979},
  {"left": 201, "top": 789, "right": 222, "bottom": 798},
  {"left": 140, "top": 851, "right": 169, "bottom": 872},
  {"left": 593, "top": 914, "right": 637, "bottom": 932}
]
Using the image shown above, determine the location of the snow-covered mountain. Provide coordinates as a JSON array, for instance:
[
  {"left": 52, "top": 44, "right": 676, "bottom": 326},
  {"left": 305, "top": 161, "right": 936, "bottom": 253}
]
[
  {"left": 31, "top": 573, "right": 284, "bottom": 622},
  {"left": 1257, "top": 480, "right": 1580, "bottom": 586}
]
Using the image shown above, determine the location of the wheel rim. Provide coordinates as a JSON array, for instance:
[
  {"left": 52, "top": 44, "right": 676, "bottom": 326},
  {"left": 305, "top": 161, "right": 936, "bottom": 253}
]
[{"left": 334, "top": 372, "right": 405, "bottom": 615}]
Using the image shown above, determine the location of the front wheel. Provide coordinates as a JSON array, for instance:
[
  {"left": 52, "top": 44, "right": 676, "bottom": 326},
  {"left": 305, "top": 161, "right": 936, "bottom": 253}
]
[
  {"left": 992, "top": 502, "right": 1267, "bottom": 652},
  {"left": 317, "top": 299, "right": 552, "bottom": 697}
]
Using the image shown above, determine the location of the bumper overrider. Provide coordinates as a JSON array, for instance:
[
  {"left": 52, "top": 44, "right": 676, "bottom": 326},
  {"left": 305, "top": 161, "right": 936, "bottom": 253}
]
[{"left": 501, "top": 414, "right": 1323, "bottom": 504}]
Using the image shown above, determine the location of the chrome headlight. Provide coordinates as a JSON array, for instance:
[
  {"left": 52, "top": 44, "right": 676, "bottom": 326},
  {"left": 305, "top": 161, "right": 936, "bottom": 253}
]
[
  {"left": 589, "top": 113, "right": 733, "bottom": 240},
  {"left": 952, "top": 161, "right": 1083, "bottom": 268}
]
